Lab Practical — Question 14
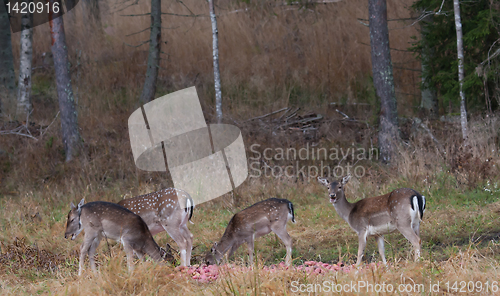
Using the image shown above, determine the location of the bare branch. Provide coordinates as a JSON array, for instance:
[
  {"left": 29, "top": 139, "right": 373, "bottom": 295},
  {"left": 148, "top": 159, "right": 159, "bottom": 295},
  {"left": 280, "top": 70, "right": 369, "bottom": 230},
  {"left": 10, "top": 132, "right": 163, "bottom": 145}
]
[
  {"left": 121, "top": 13, "right": 151, "bottom": 17},
  {"left": 125, "top": 27, "right": 151, "bottom": 37},
  {"left": 161, "top": 12, "right": 207, "bottom": 17},
  {"left": 124, "top": 40, "right": 150, "bottom": 48},
  {"left": 40, "top": 111, "right": 60, "bottom": 138},
  {"left": 244, "top": 107, "right": 289, "bottom": 122}
]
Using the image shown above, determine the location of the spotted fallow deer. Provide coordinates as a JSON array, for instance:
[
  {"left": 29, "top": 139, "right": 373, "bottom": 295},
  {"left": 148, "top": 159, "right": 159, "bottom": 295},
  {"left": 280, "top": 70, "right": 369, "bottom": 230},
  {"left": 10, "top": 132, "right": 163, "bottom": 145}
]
[
  {"left": 205, "top": 198, "right": 295, "bottom": 266},
  {"left": 118, "top": 188, "right": 194, "bottom": 266},
  {"left": 64, "top": 199, "right": 162, "bottom": 275},
  {"left": 318, "top": 175, "right": 426, "bottom": 265}
]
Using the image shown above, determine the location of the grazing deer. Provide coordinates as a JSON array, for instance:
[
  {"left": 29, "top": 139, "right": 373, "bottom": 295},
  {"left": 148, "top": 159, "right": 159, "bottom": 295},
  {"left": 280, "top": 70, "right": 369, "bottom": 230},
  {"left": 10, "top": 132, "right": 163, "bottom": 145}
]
[
  {"left": 64, "top": 199, "right": 162, "bottom": 275},
  {"left": 205, "top": 198, "right": 295, "bottom": 266},
  {"left": 318, "top": 175, "right": 426, "bottom": 265},
  {"left": 118, "top": 188, "right": 194, "bottom": 266}
]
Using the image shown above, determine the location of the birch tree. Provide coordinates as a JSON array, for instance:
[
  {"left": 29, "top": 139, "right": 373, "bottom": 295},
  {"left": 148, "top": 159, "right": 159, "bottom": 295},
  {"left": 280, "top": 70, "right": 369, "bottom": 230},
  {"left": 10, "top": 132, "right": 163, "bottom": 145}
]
[
  {"left": 139, "top": 0, "right": 161, "bottom": 104},
  {"left": 209, "top": 0, "right": 222, "bottom": 123},
  {"left": 49, "top": 0, "right": 81, "bottom": 161},
  {"left": 369, "top": 0, "right": 399, "bottom": 164},
  {"left": 17, "top": 2, "right": 33, "bottom": 120},
  {"left": 453, "top": 0, "right": 468, "bottom": 141},
  {"left": 0, "top": 3, "right": 16, "bottom": 119}
]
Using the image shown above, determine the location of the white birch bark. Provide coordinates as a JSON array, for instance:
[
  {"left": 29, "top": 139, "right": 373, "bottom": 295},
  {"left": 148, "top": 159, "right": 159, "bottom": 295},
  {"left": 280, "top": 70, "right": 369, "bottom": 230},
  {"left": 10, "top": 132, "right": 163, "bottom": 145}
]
[
  {"left": 453, "top": 0, "right": 468, "bottom": 142},
  {"left": 17, "top": 2, "right": 33, "bottom": 120},
  {"left": 209, "top": 0, "right": 222, "bottom": 123}
]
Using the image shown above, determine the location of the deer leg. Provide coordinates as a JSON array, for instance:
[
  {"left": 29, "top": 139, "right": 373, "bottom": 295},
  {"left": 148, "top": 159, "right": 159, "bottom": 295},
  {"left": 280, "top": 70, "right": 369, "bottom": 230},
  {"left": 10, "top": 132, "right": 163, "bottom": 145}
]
[
  {"left": 398, "top": 226, "right": 421, "bottom": 261},
  {"left": 376, "top": 235, "right": 387, "bottom": 264},
  {"left": 271, "top": 225, "right": 293, "bottom": 266},
  {"left": 245, "top": 237, "right": 255, "bottom": 265},
  {"left": 87, "top": 233, "right": 102, "bottom": 273},
  {"left": 356, "top": 232, "right": 368, "bottom": 265},
  {"left": 180, "top": 223, "right": 193, "bottom": 266},
  {"left": 164, "top": 224, "right": 189, "bottom": 266},
  {"left": 412, "top": 220, "right": 421, "bottom": 237},
  {"left": 79, "top": 239, "right": 91, "bottom": 276},
  {"left": 227, "top": 242, "right": 241, "bottom": 262},
  {"left": 123, "top": 242, "right": 136, "bottom": 272}
]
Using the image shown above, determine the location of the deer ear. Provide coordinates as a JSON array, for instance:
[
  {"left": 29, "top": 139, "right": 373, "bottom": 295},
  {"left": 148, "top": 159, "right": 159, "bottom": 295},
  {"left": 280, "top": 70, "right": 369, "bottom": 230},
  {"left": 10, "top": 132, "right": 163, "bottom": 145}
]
[
  {"left": 70, "top": 202, "right": 76, "bottom": 210},
  {"left": 317, "top": 177, "right": 329, "bottom": 187},
  {"left": 341, "top": 174, "right": 351, "bottom": 185},
  {"left": 78, "top": 198, "right": 85, "bottom": 208}
]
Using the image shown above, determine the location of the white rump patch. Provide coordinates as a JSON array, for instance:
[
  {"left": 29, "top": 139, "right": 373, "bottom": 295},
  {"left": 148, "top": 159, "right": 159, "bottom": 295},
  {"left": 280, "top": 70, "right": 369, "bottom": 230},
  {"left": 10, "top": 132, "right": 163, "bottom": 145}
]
[
  {"left": 422, "top": 195, "right": 426, "bottom": 214},
  {"left": 410, "top": 195, "right": 421, "bottom": 220}
]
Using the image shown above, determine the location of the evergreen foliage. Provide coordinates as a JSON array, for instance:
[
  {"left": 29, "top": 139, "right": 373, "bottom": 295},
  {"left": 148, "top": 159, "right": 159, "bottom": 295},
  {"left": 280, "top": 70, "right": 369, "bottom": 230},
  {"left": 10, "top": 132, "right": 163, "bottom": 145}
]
[{"left": 412, "top": 0, "right": 500, "bottom": 111}]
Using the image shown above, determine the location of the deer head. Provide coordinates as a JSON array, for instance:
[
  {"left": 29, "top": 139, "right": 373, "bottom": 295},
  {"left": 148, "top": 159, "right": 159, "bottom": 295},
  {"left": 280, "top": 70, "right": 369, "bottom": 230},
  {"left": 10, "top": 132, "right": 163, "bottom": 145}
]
[
  {"left": 318, "top": 175, "right": 351, "bottom": 203},
  {"left": 205, "top": 242, "right": 222, "bottom": 265},
  {"left": 64, "top": 198, "right": 85, "bottom": 240}
]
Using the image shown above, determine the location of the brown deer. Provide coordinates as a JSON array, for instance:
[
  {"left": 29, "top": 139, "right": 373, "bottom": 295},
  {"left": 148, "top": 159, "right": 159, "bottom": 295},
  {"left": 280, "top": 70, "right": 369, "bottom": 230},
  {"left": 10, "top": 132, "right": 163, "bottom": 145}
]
[
  {"left": 318, "top": 175, "right": 426, "bottom": 265},
  {"left": 64, "top": 199, "right": 162, "bottom": 275},
  {"left": 118, "top": 188, "right": 194, "bottom": 266},
  {"left": 205, "top": 198, "right": 295, "bottom": 266}
]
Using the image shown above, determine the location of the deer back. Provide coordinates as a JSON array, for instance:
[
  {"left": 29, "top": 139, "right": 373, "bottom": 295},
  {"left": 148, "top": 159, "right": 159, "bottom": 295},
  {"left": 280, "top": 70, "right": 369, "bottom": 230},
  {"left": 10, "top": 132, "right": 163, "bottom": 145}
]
[{"left": 118, "top": 188, "right": 194, "bottom": 235}]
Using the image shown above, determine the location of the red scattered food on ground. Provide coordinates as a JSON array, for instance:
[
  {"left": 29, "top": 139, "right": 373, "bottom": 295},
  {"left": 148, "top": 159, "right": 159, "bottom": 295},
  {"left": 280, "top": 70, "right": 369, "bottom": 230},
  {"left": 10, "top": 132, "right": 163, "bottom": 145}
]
[{"left": 175, "top": 261, "right": 386, "bottom": 283}]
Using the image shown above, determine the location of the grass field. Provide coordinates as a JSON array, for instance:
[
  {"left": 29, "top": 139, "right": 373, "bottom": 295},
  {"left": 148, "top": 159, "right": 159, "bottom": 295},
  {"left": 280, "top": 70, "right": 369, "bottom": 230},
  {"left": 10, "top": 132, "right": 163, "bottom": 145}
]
[{"left": 1, "top": 117, "right": 500, "bottom": 295}]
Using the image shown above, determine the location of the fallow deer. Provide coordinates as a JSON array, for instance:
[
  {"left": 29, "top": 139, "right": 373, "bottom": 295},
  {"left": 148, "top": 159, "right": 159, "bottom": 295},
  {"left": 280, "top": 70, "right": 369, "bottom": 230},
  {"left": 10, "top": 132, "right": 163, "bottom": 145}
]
[
  {"left": 318, "top": 175, "right": 425, "bottom": 265},
  {"left": 118, "top": 188, "right": 194, "bottom": 266},
  {"left": 64, "top": 199, "right": 162, "bottom": 275},
  {"left": 205, "top": 198, "right": 295, "bottom": 266}
]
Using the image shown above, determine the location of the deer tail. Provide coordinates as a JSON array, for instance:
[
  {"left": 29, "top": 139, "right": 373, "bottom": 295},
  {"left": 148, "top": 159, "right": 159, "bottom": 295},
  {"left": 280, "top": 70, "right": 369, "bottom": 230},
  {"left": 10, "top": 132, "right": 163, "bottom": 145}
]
[
  {"left": 288, "top": 201, "right": 296, "bottom": 223},
  {"left": 410, "top": 192, "right": 426, "bottom": 220},
  {"left": 185, "top": 196, "right": 194, "bottom": 224}
]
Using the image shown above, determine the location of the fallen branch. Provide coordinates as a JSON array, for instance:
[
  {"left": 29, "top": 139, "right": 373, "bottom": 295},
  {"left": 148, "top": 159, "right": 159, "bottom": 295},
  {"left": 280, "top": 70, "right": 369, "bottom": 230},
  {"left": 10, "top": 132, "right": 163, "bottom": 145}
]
[
  {"left": 0, "top": 111, "right": 59, "bottom": 141},
  {"left": 244, "top": 107, "right": 289, "bottom": 122}
]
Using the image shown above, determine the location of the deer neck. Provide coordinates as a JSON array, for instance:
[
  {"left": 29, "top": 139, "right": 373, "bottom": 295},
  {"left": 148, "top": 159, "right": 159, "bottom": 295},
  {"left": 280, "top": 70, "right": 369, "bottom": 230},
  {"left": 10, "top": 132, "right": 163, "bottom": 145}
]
[
  {"left": 216, "top": 234, "right": 237, "bottom": 257},
  {"left": 145, "top": 237, "right": 162, "bottom": 262},
  {"left": 332, "top": 193, "right": 355, "bottom": 224}
]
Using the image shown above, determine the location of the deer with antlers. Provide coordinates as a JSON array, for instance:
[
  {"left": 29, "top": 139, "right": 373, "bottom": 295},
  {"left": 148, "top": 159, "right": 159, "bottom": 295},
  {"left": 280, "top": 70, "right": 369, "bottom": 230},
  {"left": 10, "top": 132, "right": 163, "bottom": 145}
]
[
  {"left": 118, "top": 188, "right": 194, "bottom": 266},
  {"left": 318, "top": 175, "right": 425, "bottom": 265},
  {"left": 205, "top": 198, "right": 295, "bottom": 266},
  {"left": 64, "top": 199, "right": 162, "bottom": 275}
]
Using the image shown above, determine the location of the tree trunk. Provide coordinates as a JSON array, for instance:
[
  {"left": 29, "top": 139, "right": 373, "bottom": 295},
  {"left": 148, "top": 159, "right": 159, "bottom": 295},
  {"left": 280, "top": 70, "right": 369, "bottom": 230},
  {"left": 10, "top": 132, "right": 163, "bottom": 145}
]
[
  {"left": 17, "top": 2, "right": 33, "bottom": 121},
  {"left": 49, "top": 0, "right": 81, "bottom": 162},
  {"left": 139, "top": 0, "right": 161, "bottom": 104},
  {"left": 419, "top": 13, "right": 438, "bottom": 118},
  {"left": 453, "top": 0, "right": 468, "bottom": 142},
  {"left": 0, "top": 3, "right": 16, "bottom": 119},
  {"left": 369, "top": 0, "right": 399, "bottom": 164},
  {"left": 209, "top": 0, "right": 222, "bottom": 123}
]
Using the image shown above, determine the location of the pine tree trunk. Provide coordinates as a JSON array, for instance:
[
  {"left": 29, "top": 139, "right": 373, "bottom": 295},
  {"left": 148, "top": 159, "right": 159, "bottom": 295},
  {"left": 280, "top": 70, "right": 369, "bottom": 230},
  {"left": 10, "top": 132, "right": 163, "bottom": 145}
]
[
  {"left": 49, "top": 0, "right": 81, "bottom": 162},
  {"left": 453, "top": 0, "right": 468, "bottom": 142},
  {"left": 17, "top": 3, "right": 33, "bottom": 121},
  {"left": 209, "top": 0, "right": 222, "bottom": 123},
  {"left": 0, "top": 3, "right": 16, "bottom": 119},
  {"left": 139, "top": 0, "right": 161, "bottom": 104},
  {"left": 369, "top": 0, "right": 399, "bottom": 164}
]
